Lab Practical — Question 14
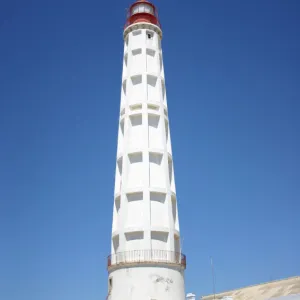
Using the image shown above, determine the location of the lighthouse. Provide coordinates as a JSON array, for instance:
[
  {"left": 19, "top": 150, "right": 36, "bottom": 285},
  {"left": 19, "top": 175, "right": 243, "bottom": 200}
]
[{"left": 107, "top": 1, "right": 186, "bottom": 299}]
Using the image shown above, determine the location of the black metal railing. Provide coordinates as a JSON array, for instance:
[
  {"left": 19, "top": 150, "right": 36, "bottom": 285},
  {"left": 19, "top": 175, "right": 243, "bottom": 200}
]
[{"left": 107, "top": 249, "right": 186, "bottom": 269}]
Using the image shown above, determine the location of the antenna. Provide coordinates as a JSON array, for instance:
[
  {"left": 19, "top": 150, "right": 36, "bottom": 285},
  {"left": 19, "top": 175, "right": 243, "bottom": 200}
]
[{"left": 210, "top": 256, "right": 216, "bottom": 300}]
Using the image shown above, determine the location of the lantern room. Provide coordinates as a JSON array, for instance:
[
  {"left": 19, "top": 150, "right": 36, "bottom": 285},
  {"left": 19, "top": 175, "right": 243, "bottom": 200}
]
[{"left": 125, "top": 0, "right": 161, "bottom": 29}]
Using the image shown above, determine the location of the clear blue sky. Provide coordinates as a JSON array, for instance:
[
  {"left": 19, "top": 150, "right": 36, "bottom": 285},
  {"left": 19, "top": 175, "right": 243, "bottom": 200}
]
[{"left": 1, "top": 0, "right": 299, "bottom": 299}]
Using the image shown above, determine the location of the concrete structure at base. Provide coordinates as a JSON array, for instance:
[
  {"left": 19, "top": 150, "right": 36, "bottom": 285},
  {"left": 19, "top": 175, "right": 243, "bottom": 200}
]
[
  {"left": 201, "top": 276, "right": 300, "bottom": 300},
  {"left": 106, "top": 1, "right": 186, "bottom": 299}
]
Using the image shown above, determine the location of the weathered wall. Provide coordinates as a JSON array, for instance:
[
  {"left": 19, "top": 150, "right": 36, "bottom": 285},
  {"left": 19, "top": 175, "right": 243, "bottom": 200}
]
[{"left": 109, "top": 265, "right": 185, "bottom": 300}]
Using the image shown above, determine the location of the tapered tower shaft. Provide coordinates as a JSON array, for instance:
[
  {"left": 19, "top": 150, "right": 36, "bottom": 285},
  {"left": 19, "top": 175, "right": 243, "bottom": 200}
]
[{"left": 107, "top": 1, "right": 186, "bottom": 299}]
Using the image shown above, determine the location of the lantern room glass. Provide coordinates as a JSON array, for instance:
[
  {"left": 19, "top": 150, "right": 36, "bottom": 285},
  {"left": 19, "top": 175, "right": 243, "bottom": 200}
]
[{"left": 131, "top": 3, "right": 154, "bottom": 15}]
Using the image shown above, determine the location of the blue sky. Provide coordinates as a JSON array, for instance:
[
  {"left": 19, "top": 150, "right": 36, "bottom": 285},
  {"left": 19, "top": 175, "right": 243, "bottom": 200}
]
[{"left": 0, "top": 0, "right": 299, "bottom": 299}]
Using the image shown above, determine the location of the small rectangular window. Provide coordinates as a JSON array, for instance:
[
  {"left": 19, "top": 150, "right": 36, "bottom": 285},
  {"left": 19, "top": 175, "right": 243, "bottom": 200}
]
[
  {"left": 147, "top": 31, "right": 154, "bottom": 40},
  {"left": 109, "top": 277, "right": 113, "bottom": 290}
]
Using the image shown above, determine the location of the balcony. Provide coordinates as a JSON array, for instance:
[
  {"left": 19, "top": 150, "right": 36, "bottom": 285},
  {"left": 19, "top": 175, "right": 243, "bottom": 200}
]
[{"left": 107, "top": 249, "right": 186, "bottom": 270}]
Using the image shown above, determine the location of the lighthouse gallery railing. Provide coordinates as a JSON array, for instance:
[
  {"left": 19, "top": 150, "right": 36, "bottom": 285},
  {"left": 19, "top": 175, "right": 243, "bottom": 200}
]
[{"left": 107, "top": 249, "right": 186, "bottom": 269}]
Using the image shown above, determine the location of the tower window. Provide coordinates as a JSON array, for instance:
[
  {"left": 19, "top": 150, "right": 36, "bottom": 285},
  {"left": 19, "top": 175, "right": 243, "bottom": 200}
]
[
  {"left": 109, "top": 277, "right": 113, "bottom": 290},
  {"left": 147, "top": 31, "right": 154, "bottom": 40}
]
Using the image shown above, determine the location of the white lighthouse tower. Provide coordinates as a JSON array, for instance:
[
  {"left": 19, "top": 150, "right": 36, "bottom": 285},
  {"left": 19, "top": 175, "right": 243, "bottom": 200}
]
[{"left": 107, "top": 1, "right": 186, "bottom": 299}]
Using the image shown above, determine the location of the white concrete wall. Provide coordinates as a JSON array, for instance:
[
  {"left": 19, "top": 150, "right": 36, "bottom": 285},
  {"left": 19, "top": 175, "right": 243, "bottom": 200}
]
[
  {"left": 109, "top": 266, "right": 185, "bottom": 300},
  {"left": 112, "top": 23, "right": 180, "bottom": 255},
  {"left": 109, "top": 22, "right": 185, "bottom": 300}
]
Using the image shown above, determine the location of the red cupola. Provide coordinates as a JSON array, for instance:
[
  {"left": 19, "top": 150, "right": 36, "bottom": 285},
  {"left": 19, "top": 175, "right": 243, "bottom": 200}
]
[{"left": 125, "top": 0, "right": 161, "bottom": 29}]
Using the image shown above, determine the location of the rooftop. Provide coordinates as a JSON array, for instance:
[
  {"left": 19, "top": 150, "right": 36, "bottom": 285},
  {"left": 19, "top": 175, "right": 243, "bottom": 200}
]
[{"left": 201, "top": 276, "right": 300, "bottom": 300}]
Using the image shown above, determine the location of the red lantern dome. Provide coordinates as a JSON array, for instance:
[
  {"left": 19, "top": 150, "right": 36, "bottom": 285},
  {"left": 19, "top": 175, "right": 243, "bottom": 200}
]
[{"left": 124, "top": 0, "right": 161, "bottom": 29}]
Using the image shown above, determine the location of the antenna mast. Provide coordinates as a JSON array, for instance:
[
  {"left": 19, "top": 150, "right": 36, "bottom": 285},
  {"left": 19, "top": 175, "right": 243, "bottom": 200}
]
[{"left": 210, "top": 257, "right": 216, "bottom": 300}]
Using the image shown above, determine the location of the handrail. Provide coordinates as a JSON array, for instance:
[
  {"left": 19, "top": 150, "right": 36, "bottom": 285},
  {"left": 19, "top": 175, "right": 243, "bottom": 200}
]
[{"left": 107, "top": 249, "right": 186, "bottom": 269}]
